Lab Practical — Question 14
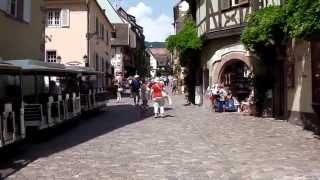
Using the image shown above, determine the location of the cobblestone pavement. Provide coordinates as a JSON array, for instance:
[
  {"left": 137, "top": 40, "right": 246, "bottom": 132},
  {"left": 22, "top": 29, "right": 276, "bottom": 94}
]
[{"left": 1, "top": 95, "right": 320, "bottom": 180}]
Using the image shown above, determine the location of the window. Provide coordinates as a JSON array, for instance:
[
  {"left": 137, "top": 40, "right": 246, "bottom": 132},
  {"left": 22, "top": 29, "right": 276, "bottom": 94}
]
[
  {"left": 100, "top": 24, "right": 104, "bottom": 40},
  {"left": 106, "top": 31, "right": 109, "bottom": 44},
  {"left": 96, "top": 17, "right": 99, "bottom": 34},
  {"left": 221, "top": 0, "right": 231, "bottom": 10},
  {"left": 237, "top": 0, "right": 249, "bottom": 5},
  {"left": 9, "top": 0, "right": 17, "bottom": 16},
  {"left": 101, "top": 58, "right": 105, "bottom": 72},
  {"left": 221, "top": 0, "right": 249, "bottom": 10},
  {"left": 46, "top": 51, "right": 57, "bottom": 63},
  {"left": 95, "top": 54, "right": 99, "bottom": 71},
  {"left": 3, "top": 0, "right": 31, "bottom": 22},
  {"left": 102, "top": 26, "right": 104, "bottom": 40},
  {"left": 111, "top": 31, "right": 117, "bottom": 38},
  {"left": 47, "top": 10, "right": 61, "bottom": 26},
  {"left": 0, "top": 74, "right": 20, "bottom": 100}
]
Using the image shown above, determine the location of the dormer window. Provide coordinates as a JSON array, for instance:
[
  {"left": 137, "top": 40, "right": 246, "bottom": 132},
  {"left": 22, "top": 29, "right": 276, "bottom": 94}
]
[{"left": 111, "top": 31, "right": 117, "bottom": 38}]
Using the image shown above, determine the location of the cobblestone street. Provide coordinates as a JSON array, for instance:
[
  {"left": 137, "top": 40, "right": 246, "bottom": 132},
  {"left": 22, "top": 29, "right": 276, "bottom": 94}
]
[{"left": 1, "top": 95, "right": 320, "bottom": 180}]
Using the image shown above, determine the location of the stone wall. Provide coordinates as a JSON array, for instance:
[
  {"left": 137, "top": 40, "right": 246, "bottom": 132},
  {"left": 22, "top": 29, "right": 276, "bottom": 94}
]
[{"left": 286, "top": 39, "right": 318, "bottom": 131}]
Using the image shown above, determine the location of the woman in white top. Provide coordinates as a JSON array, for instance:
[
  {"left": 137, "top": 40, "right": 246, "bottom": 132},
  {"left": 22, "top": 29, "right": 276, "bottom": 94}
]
[{"left": 116, "top": 80, "right": 123, "bottom": 103}]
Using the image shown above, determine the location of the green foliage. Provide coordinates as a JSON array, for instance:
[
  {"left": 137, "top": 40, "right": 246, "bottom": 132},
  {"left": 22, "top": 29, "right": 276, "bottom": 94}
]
[
  {"left": 166, "top": 18, "right": 202, "bottom": 104},
  {"left": 173, "top": 64, "right": 182, "bottom": 75},
  {"left": 241, "top": 6, "right": 287, "bottom": 53},
  {"left": 165, "top": 18, "right": 202, "bottom": 59},
  {"left": 286, "top": 0, "right": 320, "bottom": 39},
  {"left": 241, "top": 1, "right": 320, "bottom": 53}
]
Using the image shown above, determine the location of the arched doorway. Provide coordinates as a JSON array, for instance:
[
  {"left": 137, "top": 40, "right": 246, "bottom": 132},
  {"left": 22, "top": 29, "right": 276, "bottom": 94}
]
[{"left": 218, "top": 60, "right": 253, "bottom": 101}]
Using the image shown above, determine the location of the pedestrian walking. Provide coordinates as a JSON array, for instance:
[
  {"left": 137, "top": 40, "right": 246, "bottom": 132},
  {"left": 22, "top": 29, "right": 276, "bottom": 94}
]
[
  {"left": 171, "top": 78, "right": 178, "bottom": 95},
  {"left": 116, "top": 80, "right": 123, "bottom": 103},
  {"left": 151, "top": 77, "right": 165, "bottom": 118},
  {"left": 140, "top": 79, "right": 149, "bottom": 110},
  {"left": 216, "top": 85, "right": 227, "bottom": 112},
  {"left": 131, "top": 75, "right": 141, "bottom": 105}
]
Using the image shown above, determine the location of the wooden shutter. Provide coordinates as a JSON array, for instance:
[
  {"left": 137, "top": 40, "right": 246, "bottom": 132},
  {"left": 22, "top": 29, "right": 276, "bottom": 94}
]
[
  {"left": 221, "top": 0, "right": 231, "bottom": 10},
  {"left": 23, "top": 0, "right": 31, "bottom": 22},
  {"left": 60, "top": 9, "right": 69, "bottom": 27}
]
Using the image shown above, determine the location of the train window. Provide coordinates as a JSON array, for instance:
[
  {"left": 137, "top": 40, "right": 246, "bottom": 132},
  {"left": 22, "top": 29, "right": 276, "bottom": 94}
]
[
  {"left": 44, "top": 76, "right": 50, "bottom": 92},
  {"left": 36, "top": 75, "right": 47, "bottom": 94},
  {"left": 0, "top": 74, "right": 20, "bottom": 100},
  {"left": 22, "top": 75, "right": 36, "bottom": 96}
]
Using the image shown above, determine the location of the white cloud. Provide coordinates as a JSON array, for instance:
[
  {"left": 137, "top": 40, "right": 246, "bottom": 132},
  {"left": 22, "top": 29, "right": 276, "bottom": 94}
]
[
  {"left": 127, "top": 2, "right": 173, "bottom": 42},
  {"left": 127, "top": 2, "right": 152, "bottom": 19}
]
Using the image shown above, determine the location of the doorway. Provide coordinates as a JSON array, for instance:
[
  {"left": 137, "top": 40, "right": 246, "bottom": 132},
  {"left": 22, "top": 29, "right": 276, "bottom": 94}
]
[
  {"left": 311, "top": 41, "right": 320, "bottom": 115},
  {"left": 219, "top": 60, "right": 253, "bottom": 101}
]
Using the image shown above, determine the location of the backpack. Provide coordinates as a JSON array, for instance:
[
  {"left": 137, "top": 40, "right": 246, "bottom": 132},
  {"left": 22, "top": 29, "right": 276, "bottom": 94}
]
[{"left": 131, "top": 80, "right": 141, "bottom": 92}]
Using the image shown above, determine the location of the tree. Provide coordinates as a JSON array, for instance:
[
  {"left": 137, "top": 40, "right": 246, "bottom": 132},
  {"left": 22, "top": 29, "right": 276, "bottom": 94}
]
[
  {"left": 286, "top": 0, "right": 320, "bottom": 39},
  {"left": 165, "top": 18, "right": 202, "bottom": 104},
  {"left": 166, "top": 18, "right": 202, "bottom": 66}
]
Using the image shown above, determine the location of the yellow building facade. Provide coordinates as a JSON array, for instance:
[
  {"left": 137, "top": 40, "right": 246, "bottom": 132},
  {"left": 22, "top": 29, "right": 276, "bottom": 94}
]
[
  {"left": 45, "top": 0, "right": 114, "bottom": 87},
  {"left": 0, "top": 0, "right": 45, "bottom": 60}
]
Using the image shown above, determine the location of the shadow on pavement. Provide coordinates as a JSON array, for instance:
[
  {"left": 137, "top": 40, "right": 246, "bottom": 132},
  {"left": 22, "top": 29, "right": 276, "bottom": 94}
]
[{"left": 0, "top": 103, "right": 155, "bottom": 179}]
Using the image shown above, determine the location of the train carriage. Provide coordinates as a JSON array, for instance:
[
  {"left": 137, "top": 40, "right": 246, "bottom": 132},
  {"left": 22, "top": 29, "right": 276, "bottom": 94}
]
[
  {"left": 66, "top": 66, "right": 109, "bottom": 112},
  {"left": 0, "top": 61, "right": 24, "bottom": 147},
  {"left": 7, "top": 60, "right": 82, "bottom": 131},
  {"left": 0, "top": 59, "right": 109, "bottom": 149}
]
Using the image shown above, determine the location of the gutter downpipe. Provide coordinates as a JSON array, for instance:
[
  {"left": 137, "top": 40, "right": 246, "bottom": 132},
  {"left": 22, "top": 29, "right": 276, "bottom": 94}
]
[{"left": 86, "top": 0, "right": 90, "bottom": 67}]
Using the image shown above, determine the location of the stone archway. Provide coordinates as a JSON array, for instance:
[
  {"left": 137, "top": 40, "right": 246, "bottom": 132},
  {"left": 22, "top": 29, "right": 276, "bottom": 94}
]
[
  {"left": 213, "top": 52, "right": 255, "bottom": 101},
  {"left": 213, "top": 52, "right": 253, "bottom": 83}
]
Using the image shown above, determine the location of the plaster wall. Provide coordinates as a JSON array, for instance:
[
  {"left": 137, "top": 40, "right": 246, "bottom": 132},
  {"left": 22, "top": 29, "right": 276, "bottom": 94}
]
[
  {"left": 150, "top": 54, "right": 157, "bottom": 77},
  {"left": 88, "top": 0, "right": 112, "bottom": 72},
  {"left": 45, "top": 4, "right": 88, "bottom": 66},
  {"left": 0, "top": 0, "right": 45, "bottom": 60},
  {"left": 111, "top": 46, "right": 124, "bottom": 80},
  {"left": 287, "top": 39, "right": 314, "bottom": 114}
]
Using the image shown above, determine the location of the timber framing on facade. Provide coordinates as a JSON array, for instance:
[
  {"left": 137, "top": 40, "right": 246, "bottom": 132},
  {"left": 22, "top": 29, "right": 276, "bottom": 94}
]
[
  {"left": 187, "top": 0, "right": 320, "bottom": 133},
  {"left": 187, "top": 0, "right": 283, "bottom": 40}
]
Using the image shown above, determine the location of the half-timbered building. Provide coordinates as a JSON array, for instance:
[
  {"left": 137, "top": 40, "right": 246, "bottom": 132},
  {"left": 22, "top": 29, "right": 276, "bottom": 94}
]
[
  {"left": 187, "top": 0, "right": 320, "bottom": 132},
  {"left": 187, "top": 0, "right": 282, "bottom": 105}
]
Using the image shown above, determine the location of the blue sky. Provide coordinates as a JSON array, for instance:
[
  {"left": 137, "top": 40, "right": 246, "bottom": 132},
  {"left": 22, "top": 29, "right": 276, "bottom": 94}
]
[{"left": 110, "top": 0, "right": 180, "bottom": 42}]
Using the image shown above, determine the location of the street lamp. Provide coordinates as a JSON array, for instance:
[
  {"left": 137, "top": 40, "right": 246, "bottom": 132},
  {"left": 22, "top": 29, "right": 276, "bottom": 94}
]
[{"left": 57, "top": 56, "right": 61, "bottom": 64}]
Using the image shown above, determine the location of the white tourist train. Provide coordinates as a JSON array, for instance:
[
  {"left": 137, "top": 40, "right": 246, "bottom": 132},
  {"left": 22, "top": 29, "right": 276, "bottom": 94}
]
[{"left": 0, "top": 60, "right": 109, "bottom": 148}]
